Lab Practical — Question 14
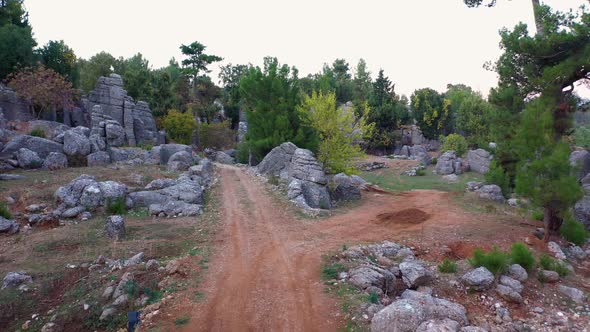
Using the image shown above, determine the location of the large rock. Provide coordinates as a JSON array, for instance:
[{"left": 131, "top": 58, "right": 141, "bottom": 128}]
[
  {"left": 28, "top": 120, "right": 70, "bottom": 140},
  {"left": 290, "top": 148, "right": 328, "bottom": 185},
  {"left": 87, "top": 151, "right": 111, "bottom": 167},
  {"left": 574, "top": 195, "right": 590, "bottom": 231},
  {"left": 55, "top": 175, "right": 126, "bottom": 211},
  {"left": 159, "top": 144, "right": 192, "bottom": 164},
  {"left": 215, "top": 151, "right": 235, "bottom": 164},
  {"left": 435, "top": 151, "right": 462, "bottom": 175},
  {"left": 417, "top": 319, "right": 460, "bottom": 332},
  {"left": 63, "top": 129, "right": 92, "bottom": 156},
  {"left": 0, "top": 216, "right": 19, "bottom": 234},
  {"left": 149, "top": 200, "right": 202, "bottom": 217},
  {"left": 128, "top": 191, "right": 170, "bottom": 207},
  {"left": 331, "top": 173, "right": 362, "bottom": 202},
  {"left": 558, "top": 285, "right": 585, "bottom": 304},
  {"left": 16, "top": 148, "right": 42, "bottom": 169},
  {"left": 467, "top": 149, "right": 492, "bottom": 174},
  {"left": 570, "top": 150, "right": 590, "bottom": 180},
  {"left": 461, "top": 267, "right": 494, "bottom": 291},
  {"left": 508, "top": 264, "right": 528, "bottom": 282},
  {"left": 475, "top": 185, "right": 505, "bottom": 203},
  {"left": 105, "top": 215, "right": 125, "bottom": 240},
  {"left": 167, "top": 150, "right": 192, "bottom": 172},
  {"left": 2, "top": 272, "right": 32, "bottom": 289},
  {"left": 400, "top": 261, "right": 432, "bottom": 288},
  {"left": 109, "top": 147, "right": 147, "bottom": 163},
  {"left": 99, "top": 181, "right": 128, "bottom": 204},
  {"left": 42, "top": 152, "right": 68, "bottom": 170},
  {"left": 288, "top": 179, "right": 331, "bottom": 210},
  {"left": 1, "top": 135, "right": 63, "bottom": 159},
  {"left": 257, "top": 142, "right": 298, "bottom": 179},
  {"left": 133, "top": 101, "right": 158, "bottom": 145},
  {"left": 348, "top": 265, "right": 396, "bottom": 293},
  {"left": 371, "top": 290, "right": 467, "bottom": 332},
  {"left": 105, "top": 120, "right": 126, "bottom": 147}
]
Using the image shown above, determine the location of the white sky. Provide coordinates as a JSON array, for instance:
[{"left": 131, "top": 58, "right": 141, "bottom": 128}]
[{"left": 26, "top": 0, "right": 588, "bottom": 97}]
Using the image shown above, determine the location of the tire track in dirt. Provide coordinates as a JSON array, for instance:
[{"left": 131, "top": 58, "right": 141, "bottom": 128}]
[{"left": 180, "top": 165, "right": 523, "bottom": 332}]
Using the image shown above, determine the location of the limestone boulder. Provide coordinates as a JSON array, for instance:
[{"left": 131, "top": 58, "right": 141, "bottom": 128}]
[
  {"left": 1, "top": 135, "right": 63, "bottom": 159},
  {"left": 16, "top": 148, "right": 42, "bottom": 169},
  {"left": 42, "top": 152, "right": 68, "bottom": 170},
  {"left": 257, "top": 142, "right": 298, "bottom": 179},
  {"left": 63, "top": 129, "right": 92, "bottom": 156},
  {"left": 467, "top": 149, "right": 492, "bottom": 174}
]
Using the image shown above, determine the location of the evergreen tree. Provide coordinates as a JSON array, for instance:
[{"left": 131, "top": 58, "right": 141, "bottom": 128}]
[
  {"left": 179, "top": 41, "right": 222, "bottom": 85},
  {"left": 239, "top": 57, "right": 318, "bottom": 162},
  {"left": 0, "top": 0, "right": 34, "bottom": 80},
  {"left": 411, "top": 88, "right": 451, "bottom": 139},
  {"left": 37, "top": 40, "right": 79, "bottom": 87}
]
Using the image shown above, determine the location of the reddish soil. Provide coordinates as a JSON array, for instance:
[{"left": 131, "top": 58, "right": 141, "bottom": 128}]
[{"left": 154, "top": 165, "right": 533, "bottom": 332}]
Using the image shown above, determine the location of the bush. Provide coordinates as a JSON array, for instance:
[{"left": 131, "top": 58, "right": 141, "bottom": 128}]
[
  {"left": 510, "top": 242, "right": 535, "bottom": 271},
  {"left": 29, "top": 128, "right": 46, "bottom": 138},
  {"left": 574, "top": 125, "right": 590, "bottom": 148},
  {"left": 438, "top": 258, "right": 458, "bottom": 273},
  {"left": 441, "top": 133, "right": 468, "bottom": 157},
  {"left": 485, "top": 160, "right": 511, "bottom": 197},
  {"left": 236, "top": 142, "right": 250, "bottom": 164},
  {"left": 106, "top": 197, "right": 127, "bottom": 215},
  {"left": 560, "top": 219, "right": 589, "bottom": 246},
  {"left": 322, "top": 263, "right": 345, "bottom": 280},
  {"left": 367, "top": 291, "right": 379, "bottom": 304},
  {"left": 431, "top": 157, "right": 438, "bottom": 165},
  {"left": 469, "top": 247, "right": 509, "bottom": 274},
  {"left": 539, "top": 254, "right": 569, "bottom": 277},
  {"left": 532, "top": 210, "right": 544, "bottom": 221},
  {"left": 0, "top": 203, "right": 12, "bottom": 219},
  {"left": 416, "top": 168, "right": 426, "bottom": 176},
  {"left": 198, "top": 120, "right": 235, "bottom": 150},
  {"left": 162, "top": 109, "right": 196, "bottom": 145}
]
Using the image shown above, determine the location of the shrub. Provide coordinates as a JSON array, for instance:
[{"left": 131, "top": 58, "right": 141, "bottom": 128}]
[
  {"left": 574, "top": 124, "right": 590, "bottom": 148},
  {"left": 532, "top": 210, "right": 544, "bottom": 221},
  {"left": 441, "top": 133, "right": 468, "bottom": 157},
  {"left": 29, "top": 128, "right": 46, "bottom": 138},
  {"left": 539, "top": 254, "right": 569, "bottom": 277},
  {"left": 322, "top": 263, "right": 345, "bottom": 280},
  {"left": 198, "top": 120, "right": 235, "bottom": 150},
  {"left": 485, "top": 160, "right": 511, "bottom": 197},
  {"left": 469, "top": 247, "right": 509, "bottom": 274},
  {"left": 0, "top": 203, "right": 12, "bottom": 219},
  {"left": 416, "top": 168, "right": 426, "bottom": 176},
  {"left": 438, "top": 258, "right": 458, "bottom": 273},
  {"left": 560, "top": 219, "right": 589, "bottom": 246},
  {"left": 106, "top": 197, "right": 127, "bottom": 215},
  {"left": 367, "top": 291, "right": 380, "bottom": 304},
  {"left": 236, "top": 142, "right": 250, "bottom": 164},
  {"left": 431, "top": 157, "right": 438, "bottom": 165},
  {"left": 162, "top": 109, "right": 197, "bottom": 145},
  {"left": 510, "top": 242, "right": 535, "bottom": 271}
]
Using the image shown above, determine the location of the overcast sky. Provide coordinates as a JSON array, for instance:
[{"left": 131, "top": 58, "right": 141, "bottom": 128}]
[{"left": 26, "top": 0, "right": 588, "bottom": 97}]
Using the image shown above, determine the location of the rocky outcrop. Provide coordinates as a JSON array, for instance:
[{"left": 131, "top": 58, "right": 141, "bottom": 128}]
[
  {"left": 476, "top": 185, "right": 505, "bottom": 203},
  {"left": 570, "top": 149, "right": 590, "bottom": 180},
  {"left": 54, "top": 175, "right": 128, "bottom": 217},
  {"left": 28, "top": 120, "right": 70, "bottom": 140},
  {"left": 435, "top": 151, "right": 464, "bottom": 175},
  {"left": 1, "top": 135, "right": 63, "bottom": 159},
  {"left": 398, "top": 145, "right": 431, "bottom": 165},
  {"left": 467, "top": 149, "right": 492, "bottom": 174},
  {"left": 16, "top": 148, "right": 42, "bottom": 169},
  {"left": 105, "top": 215, "right": 125, "bottom": 240},
  {"left": 331, "top": 173, "right": 362, "bottom": 202},
  {"left": 42, "top": 152, "right": 68, "bottom": 170},
  {"left": 257, "top": 142, "right": 298, "bottom": 179},
  {"left": 63, "top": 127, "right": 92, "bottom": 157},
  {"left": 0, "top": 84, "right": 32, "bottom": 122}
]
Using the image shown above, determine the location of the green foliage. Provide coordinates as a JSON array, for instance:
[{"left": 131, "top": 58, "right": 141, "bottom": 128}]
[
  {"left": 174, "top": 316, "right": 190, "bottom": 326},
  {"left": 560, "top": 219, "right": 589, "bottom": 245},
  {"left": 469, "top": 247, "right": 509, "bottom": 274},
  {"left": 437, "top": 259, "right": 458, "bottom": 273},
  {"left": 106, "top": 197, "right": 127, "bottom": 215},
  {"left": 29, "top": 128, "right": 46, "bottom": 138},
  {"left": 447, "top": 84, "right": 495, "bottom": 147},
  {"left": 441, "top": 134, "right": 468, "bottom": 157},
  {"left": 539, "top": 254, "right": 569, "bottom": 277},
  {"left": 162, "top": 109, "right": 196, "bottom": 145},
  {"left": 0, "top": 0, "right": 29, "bottom": 27},
  {"left": 198, "top": 120, "right": 235, "bottom": 150},
  {"left": 485, "top": 160, "right": 511, "bottom": 197},
  {"left": 367, "top": 291, "right": 380, "bottom": 304},
  {"left": 124, "top": 280, "right": 139, "bottom": 297},
  {"left": 236, "top": 142, "right": 250, "bottom": 164},
  {"left": 117, "top": 53, "right": 152, "bottom": 101},
  {"left": 411, "top": 88, "right": 452, "bottom": 139},
  {"left": 78, "top": 51, "right": 117, "bottom": 92},
  {"left": 240, "top": 57, "right": 318, "bottom": 161},
  {"left": 0, "top": 23, "right": 35, "bottom": 80},
  {"left": 431, "top": 157, "right": 438, "bottom": 165},
  {"left": 532, "top": 210, "right": 544, "bottom": 221},
  {"left": 180, "top": 41, "right": 222, "bottom": 82},
  {"left": 510, "top": 242, "right": 535, "bottom": 271},
  {"left": 416, "top": 168, "right": 426, "bottom": 176},
  {"left": 37, "top": 40, "right": 79, "bottom": 87},
  {"left": 0, "top": 202, "right": 12, "bottom": 219},
  {"left": 573, "top": 125, "right": 590, "bottom": 148},
  {"left": 322, "top": 263, "right": 345, "bottom": 280},
  {"left": 298, "top": 91, "right": 372, "bottom": 174}
]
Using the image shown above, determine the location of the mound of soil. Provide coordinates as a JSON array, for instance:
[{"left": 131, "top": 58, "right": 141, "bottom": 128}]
[{"left": 374, "top": 208, "right": 430, "bottom": 225}]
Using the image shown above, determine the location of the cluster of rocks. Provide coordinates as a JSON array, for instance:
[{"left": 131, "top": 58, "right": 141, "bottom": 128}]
[
  {"left": 0, "top": 74, "right": 164, "bottom": 170},
  {"left": 398, "top": 125, "right": 440, "bottom": 151},
  {"left": 0, "top": 215, "right": 20, "bottom": 234},
  {"left": 466, "top": 182, "right": 506, "bottom": 203},
  {"left": 435, "top": 150, "right": 466, "bottom": 176},
  {"left": 257, "top": 142, "right": 364, "bottom": 212},
  {"left": 404, "top": 164, "right": 426, "bottom": 177},
  {"left": 392, "top": 145, "right": 432, "bottom": 165},
  {"left": 359, "top": 161, "right": 387, "bottom": 172}
]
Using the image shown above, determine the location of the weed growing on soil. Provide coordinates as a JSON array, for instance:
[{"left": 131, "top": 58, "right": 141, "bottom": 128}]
[
  {"left": 106, "top": 197, "right": 127, "bottom": 215},
  {"left": 510, "top": 242, "right": 535, "bottom": 270},
  {"left": 532, "top": 210, "right": 544, "bottom": 221},
  {"left": 322, "top": 263, "right": 345, "bottom": 280},
  {"left": 560, "top": 219, "right": 589, "bottom": 245},
  {"left": 0, "top": 202, "right": 12, "bottom": 219},
  {"left": 438, "top": 258, "right": 458, "bottom": 273},
  {"left": 175, "top": 315, "right": 190, "bottom": 326},
  {"left": 469, "top": 247, "right": 509, "bottom": 274},
  {"left": 367, "top": 291, "right": 379, "bottom": 304},
  {"left": 29, "top": 128, "right": 46, "bottom": 138},
  {"left": 539, "top": 254, "right": 570, "bottom": 277}
]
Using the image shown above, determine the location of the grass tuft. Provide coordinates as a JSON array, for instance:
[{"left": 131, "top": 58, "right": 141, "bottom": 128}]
[
  {"left": 560, "top": 219, "right": 589, "bottom": 246},
  {"left": 0, "top": 202, "right": 12, "bottom": 219},
  {"left": 469, "top": 247, "right": 509, "bottom": 274},
  {"left": 322, "top": 263, "right": 345, "bottom": 281},
  {"left": 106, "top": 197, "right": 127, "bottom": 215},
  {"left": 437, "top": 258, "right": 458, "bottom": 273},
  {"left": 539, "top": 254, "right": 569, "bottom": 277},
  {"left": 510, "top": 242, "right": 535, "bottom": 271}
]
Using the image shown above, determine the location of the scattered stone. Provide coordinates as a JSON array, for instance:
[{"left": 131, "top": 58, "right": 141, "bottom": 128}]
[
  {"left": 349, "top": 265, "right": 396, "bottom": 294},
  {"left": 475, "top": 185, "right": 505, "bottom": 203},
  {"left": 461, "top": 267, "right": 494, "bottom": 291},
  {"left": 0, "top": 216, "right": 19, "bottom": 234},
  {"left": 40, "top": 322, "right": 57, "bottom": 332},
  {"left": 2, "top": 271, "right": 32, "bottom": 289},
  {"left": 124, "top": 252, "right": 144, "bottom": 267},
  {"left": 112, "top": 294, "right": 129, "bottom": 307},
  {"left": 102, "top": 286, "right": 114, "bottom": 299},
  {"left": 146, "top": 259, "right": 160, "bottom": 271},
  {"left": 399, "top": 261, "right": 432, "bottom": 288},
  {"left": 539, "top": 270, "right": 560, "bottom": 283},
  {"left": 507, "top": 264, "right": 528, "bottom": 282},
  {"left": 99, "top": 307, "right": 117, "bottom": 320},
  {"left": 548, "top": 242, "right": 566, "bottom": 260},
  {"left": 499, "top": 275, "right": 523, "bottom": 293},
  {"left": 496, "top": 284, "right": 523, "bottom": 303},
  {"left": 104, "top": 215, "right": 125, "bottom": 240},
  {"left": 558, "top": 285, "right": 586, "bottom": 304},
  {"left": 16, "top": 148, "right": 42, "bottom": 169}
]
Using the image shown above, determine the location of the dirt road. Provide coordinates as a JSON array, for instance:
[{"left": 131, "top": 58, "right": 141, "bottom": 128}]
[{"left": 180, "top": 165, "right": 523, "bottom": 332}]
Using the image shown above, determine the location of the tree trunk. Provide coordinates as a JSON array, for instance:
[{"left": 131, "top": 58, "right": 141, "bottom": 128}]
[
  {"left": 531, "top": 0, "right": 545, "bottom": 37},
  {"left": 542, "top": 206, "right": 562, "bottom": 242}
]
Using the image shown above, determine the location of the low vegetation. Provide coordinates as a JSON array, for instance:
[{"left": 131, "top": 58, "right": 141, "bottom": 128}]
[
  {"left": 560, "top": 219, "right": 589, "bottom": 246},
  {"left": 437, "top": 258, "right": 458, "bottom": 273},
  {"left": 510, "top": 242, "right": 535, "bottom": 271},
  {"left": 539, "top": 254, "right": 570, "bottom": 277},
  {"left": 469, "top": 247, "right": 509, "bottom": 274},
  {"left": 0, "top": 202, "right": 11, "bottom": 219},
  {"left": 441, "top": 133, "right": 468, "bottom": 157},
  {"left": 29, "top": 127, "right": 46, "bottom": 138},
  {"left": 106, "top": 197, "right": 127, "bottom": 215}
]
